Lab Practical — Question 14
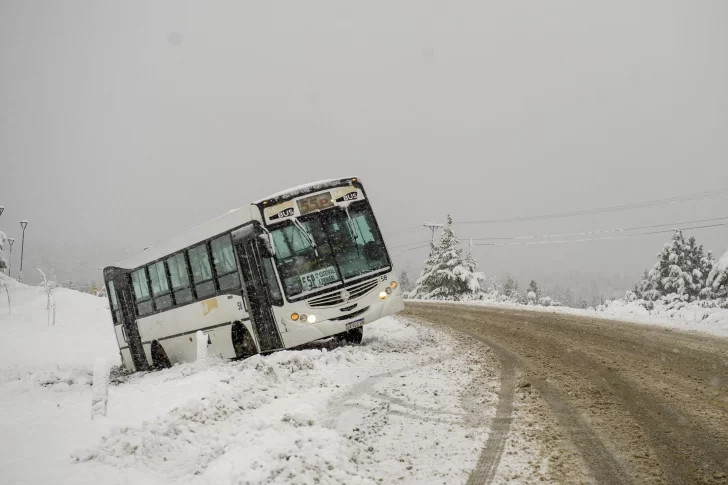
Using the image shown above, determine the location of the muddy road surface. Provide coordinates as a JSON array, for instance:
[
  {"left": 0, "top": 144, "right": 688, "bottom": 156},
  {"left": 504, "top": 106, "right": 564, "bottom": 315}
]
[{"left": 405, "top": 302, "right": 728, "bottom": 485}]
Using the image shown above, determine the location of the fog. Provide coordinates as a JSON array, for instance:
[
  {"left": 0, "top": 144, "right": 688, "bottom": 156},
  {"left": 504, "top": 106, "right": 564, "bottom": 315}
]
[{"left": 2, "top": 1, "right": 727, "bottom": 298}]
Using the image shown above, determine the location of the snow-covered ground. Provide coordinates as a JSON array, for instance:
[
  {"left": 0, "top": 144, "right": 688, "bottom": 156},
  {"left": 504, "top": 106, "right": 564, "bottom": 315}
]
[
  {"left": 410, "top": 297, "right": 728, "bottom": 338},
  {"left": 0, "top": 277, "right": 519, "bottom": 485}
]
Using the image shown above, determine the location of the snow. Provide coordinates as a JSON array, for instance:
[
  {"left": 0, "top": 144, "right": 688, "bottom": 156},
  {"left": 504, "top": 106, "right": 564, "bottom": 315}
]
[
  {"left": 708, "top": 247, "right": 728, "bottom": 291},
  {"left": 412, "top": 296, "right": 728, "bottom": 338},
  {"left": 0, "top": 274, "right": 120, "bottom": 380},
  {"left": 0, "top": 275, "right": 507, "bottom": 485},
  {"left": 253, "top": 177, "right": 356, "bottom": 203}
]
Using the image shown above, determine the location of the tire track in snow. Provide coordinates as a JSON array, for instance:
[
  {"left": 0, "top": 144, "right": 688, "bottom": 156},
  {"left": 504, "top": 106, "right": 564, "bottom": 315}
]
[{"left": 464, "top": 335, "right": 516, "bottom": 485}]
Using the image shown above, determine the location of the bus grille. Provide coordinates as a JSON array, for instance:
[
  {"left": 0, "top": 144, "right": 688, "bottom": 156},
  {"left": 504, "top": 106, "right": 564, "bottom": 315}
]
[{"left": 307, "top": 278, "right": 378, "bottom": 308}]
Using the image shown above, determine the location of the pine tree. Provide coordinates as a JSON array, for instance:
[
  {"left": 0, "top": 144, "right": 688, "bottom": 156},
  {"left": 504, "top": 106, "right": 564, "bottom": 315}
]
[
  {"left": 463, "top": 239, "right": 485, "bottom": 299},
  {"left": 503, "top": 275, "right": 518, "bottom": 299},
  {"left": 528, "top": 280, "right": 541, "bottom": 299},
  {"left": 410, "top": 215, "right": 482, "bottom": 300},
  {"left": 409, "top": 242, "right": 440, "bottom": 299},
  {"left": 399, "top": 270, "right": 413, "bottom": 294},
  {"left": 642, "top": 231, "right": 711, "bottom": 301},
  {"left": 707, "top": 247, "right": 728, "bottom": 299},
  {"left": 634, "top": 270, "right": 651, "bottom": 299}
]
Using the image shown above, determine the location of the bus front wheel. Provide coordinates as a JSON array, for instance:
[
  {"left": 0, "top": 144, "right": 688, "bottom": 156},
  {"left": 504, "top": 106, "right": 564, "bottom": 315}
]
[
  {"left": 232, "top": 321, "right": 258, "bottom": 359},
  {"left": 340, "top": 326, "right": 364, "bottom": 345}
]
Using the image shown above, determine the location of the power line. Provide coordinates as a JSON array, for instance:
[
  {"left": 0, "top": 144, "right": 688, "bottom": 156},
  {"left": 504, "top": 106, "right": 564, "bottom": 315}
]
[
  {"left": 391, "top": 243, "right": 431, "bottom": 254},
  {"left": 390, "top": 239, "right": 431, "bottom": 249},
  {"left": 474, "top": 222, "right": 728, "bottom": 247},
  {"left": 381, "top": 188, "right": 728, "bottom": 236},
  {"left": 460, "top": 188, "right": 728, "bottom": 225},
  {"left": 464, "top": 215, "right": 728, "bottom": 241},
  {"left": 392, "top": 222, "right": 728, "bottom": 254},
  {"left": 390, "top": 215, "right": 728, "bottom": 249}
]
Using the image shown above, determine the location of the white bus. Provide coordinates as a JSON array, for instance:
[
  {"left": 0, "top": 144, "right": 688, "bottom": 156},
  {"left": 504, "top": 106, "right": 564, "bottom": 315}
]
[{"left": 103, "top": 177, "right": 404, "bottom": 371}]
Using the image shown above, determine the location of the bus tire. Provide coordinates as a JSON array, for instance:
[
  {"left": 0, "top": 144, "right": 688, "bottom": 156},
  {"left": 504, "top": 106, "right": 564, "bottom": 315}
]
[
  {"left": 232, "top": 321, "right": 258, "bottom": 359},
  {"left": 340, "top": 326, "right": 364, "bottom": 345},
  {"left": 151, "top": 340, "right": 172, "bottom": 369}
]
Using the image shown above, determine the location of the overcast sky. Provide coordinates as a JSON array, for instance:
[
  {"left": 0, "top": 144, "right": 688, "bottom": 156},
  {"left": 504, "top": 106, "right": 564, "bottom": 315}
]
[{"left": 2, "top": 1, "right": 727, "bottom": 291}]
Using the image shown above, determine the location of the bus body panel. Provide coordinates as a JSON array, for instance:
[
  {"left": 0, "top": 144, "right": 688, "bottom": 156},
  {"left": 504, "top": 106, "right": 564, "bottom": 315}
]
[
  {"left": 271, "top": 269, "right": 403, "bottom": 347},
  {"left": 278, "top": 294, "right": 404, "bottom": 349},
  {"left": 135, "top": 294, "right": 248, "bottom": 343},
  {"left": 133, "top": 293, "right": 254, "bottom": 366},
  {"left": 120, "top": 348, "right": 135, "bottom": 371},
  {"left": 141, "top": 322, "right": 237, "bottom": 365}
]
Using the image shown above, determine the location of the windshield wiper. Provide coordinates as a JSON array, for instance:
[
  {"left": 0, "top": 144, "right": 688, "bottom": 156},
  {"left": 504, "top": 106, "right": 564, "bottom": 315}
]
[
  {"left": 292, "top": 217, "right": 319, "bottom": 257},
  {"left": 343, "top": 206, "right": 362, "bottom": 245}
]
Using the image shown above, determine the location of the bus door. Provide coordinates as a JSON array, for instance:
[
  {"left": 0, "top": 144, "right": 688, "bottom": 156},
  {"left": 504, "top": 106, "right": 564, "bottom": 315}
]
[
  {"left": 232, "top": 224, "right": 284, "bottom": 352},
  {"left": 112, "top": 274, "right": 149, "bottom": 371}
]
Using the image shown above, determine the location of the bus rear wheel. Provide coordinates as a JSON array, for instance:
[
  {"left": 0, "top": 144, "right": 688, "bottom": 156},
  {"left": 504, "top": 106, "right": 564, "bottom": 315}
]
[
  {"left": 151, "top": 340, "right": 172, "bottom": 369},
  {"left": 232, "top": 321, "right": 258, "bottom": 359},
  {"left": 340, "top": 326, "right": 364, "bottom": 345}
]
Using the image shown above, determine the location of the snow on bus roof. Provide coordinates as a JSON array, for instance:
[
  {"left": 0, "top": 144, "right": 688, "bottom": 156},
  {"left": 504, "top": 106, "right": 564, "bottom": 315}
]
[
  {"left": 252, "top": 177, "right": 357, "bottom": 204},
  {"left": 109, "top": 206, "right": 253, "bottom": 270}
]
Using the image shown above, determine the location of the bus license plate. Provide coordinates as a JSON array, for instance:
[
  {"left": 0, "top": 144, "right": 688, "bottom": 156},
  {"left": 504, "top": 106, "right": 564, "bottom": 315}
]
[{"left": 346, "top": 318, "right": 364, "bottom": 330}]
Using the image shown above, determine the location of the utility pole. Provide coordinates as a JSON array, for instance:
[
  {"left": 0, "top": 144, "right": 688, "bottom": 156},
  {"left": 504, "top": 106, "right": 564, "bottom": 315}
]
[
  {"left": 7, "top": 238, "right": 14, "bottom": 276},
  {"left": 423, "top": 222, "right": 443, "bottom": 254},
  {"left": 19, "top": 220, "right": 28, "bottom": 283}
]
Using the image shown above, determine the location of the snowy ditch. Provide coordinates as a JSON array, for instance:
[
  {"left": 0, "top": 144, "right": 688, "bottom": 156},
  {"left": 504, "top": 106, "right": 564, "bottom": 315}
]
[
  {"left": 68, "top": 318, "right": 492, "bottom": 485},
  {"left": 1, "top": 278, "right": 543, "bottom": 485}
]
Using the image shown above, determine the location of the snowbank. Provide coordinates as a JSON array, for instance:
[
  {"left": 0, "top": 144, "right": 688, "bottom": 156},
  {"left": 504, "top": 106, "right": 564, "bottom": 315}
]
[
  {"left": 0, "top": 287, "right": 496, "bottom": 485},
  {"left": 0, "top": 274, "right": 120, "bottom": 385},
  {"left": 410, "top": 295, "right": 728, "bottom": 338}
]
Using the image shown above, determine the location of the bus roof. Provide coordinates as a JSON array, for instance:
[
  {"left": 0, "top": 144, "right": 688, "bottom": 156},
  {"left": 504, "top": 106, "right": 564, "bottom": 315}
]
[
  {"left": 108, "top": 206, "right": 253, "bottom": 270},
  {"left": 252, "top": 177, "right": 358, "bottom": 205},
  {"left": 107, "top": 177, "right": 360, "bottom": 272}
]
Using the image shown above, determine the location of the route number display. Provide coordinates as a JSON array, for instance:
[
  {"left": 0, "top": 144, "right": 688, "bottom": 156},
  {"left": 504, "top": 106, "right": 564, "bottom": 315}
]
[
  {"left": 299, "top": 266, "right": 339, "bottom": 291},
  {"left": 297, "top": 192, "right": 334, "bottom": 215}
]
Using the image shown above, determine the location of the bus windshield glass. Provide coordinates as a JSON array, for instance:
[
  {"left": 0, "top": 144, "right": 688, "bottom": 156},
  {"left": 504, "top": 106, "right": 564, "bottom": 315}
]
[{"left": 269, "top": 201, "right": 390, "bottom": 299}]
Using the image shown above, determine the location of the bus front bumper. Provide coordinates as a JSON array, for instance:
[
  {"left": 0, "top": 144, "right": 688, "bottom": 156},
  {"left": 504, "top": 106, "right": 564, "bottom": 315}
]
[{"left": 279, "top": 294, "right": 405, "bottom": 348}]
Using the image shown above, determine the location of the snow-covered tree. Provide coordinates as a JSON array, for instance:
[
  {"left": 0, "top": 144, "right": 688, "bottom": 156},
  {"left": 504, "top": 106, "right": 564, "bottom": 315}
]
[
  {"left": 409, "top": 215, "right": 483, "bottom": 300},
  {"left": 0, "top": 231, "right": 8, "bottom": 273},
  {"left": 528, "top": 280, "right": 539, "bottom": 298},
  {"left": 462, "top": 239, "right": 485, "bottom": 299},
  {"left": 399, "top": 270, "right": 413, "bottom": 295},
  {"left": 37, "top": 268, "right": 58, "bottom": 311},
  {"left": 706, "top": 247, "right": 728, "bottom": 299},
  {"left": 503, "top": 275, "right": 522, "bottom": 302},
  {"left": 409, "top": 242, "right": 440, "bottom": 299},
  {"left": 641, "top": 231, "right": 711, "bottom": 301}
]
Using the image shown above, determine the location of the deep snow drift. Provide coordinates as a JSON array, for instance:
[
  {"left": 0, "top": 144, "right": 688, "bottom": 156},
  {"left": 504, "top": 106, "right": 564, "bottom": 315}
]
[{"left": 1, "top": 277, "right": 533, "bottom": 485}]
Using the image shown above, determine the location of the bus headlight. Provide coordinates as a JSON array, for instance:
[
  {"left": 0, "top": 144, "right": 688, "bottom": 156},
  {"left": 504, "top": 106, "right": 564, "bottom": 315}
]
[
  {"left": 291, "top": 313, "right": 299, "bottom": 321},
  {"left": 307, "top": 315, "right": 316, "bottom": 323},
  {"left": 385, "top": 287, "right": 392, "bottom": 295},
  {"left": 390, "top": 281, "right": 398, "bottom": 289},
  {"left": 379, "top": 292, "right": 387, "bottom": 300},
  {"left": 300, "top": 314, "right": 307, "bottom": 322}
]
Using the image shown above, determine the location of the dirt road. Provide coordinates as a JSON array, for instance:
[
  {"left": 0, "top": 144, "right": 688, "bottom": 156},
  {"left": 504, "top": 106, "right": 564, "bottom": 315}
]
[{"left": 405, "top": 302, "right": 728, "bottom": 485}]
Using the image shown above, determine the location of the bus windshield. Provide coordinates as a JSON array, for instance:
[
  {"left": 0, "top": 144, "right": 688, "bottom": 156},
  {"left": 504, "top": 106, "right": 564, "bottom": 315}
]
[{"left": 268, "top": 201, "right": 390, "bottom": 299}]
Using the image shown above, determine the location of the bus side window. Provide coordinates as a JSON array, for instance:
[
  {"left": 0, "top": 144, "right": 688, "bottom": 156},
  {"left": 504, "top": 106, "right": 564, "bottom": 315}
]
[
  {"left": 131, "top": 268, "right": 153, "bottom": 315},
  {"left": 148, "top": 261, "right": 173, "bottom": 311},
  {"left": 188, "top": 244, "right": 215, "bottom": 298},
  {"left": 107, "top": 280, "right": 122, "bottom": 323},
  {"left": 211, "top": 234, "right": 241, "bottom": 292},
  {"left": 166, "top": 253, "right": 194, "bottom": 304}
]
